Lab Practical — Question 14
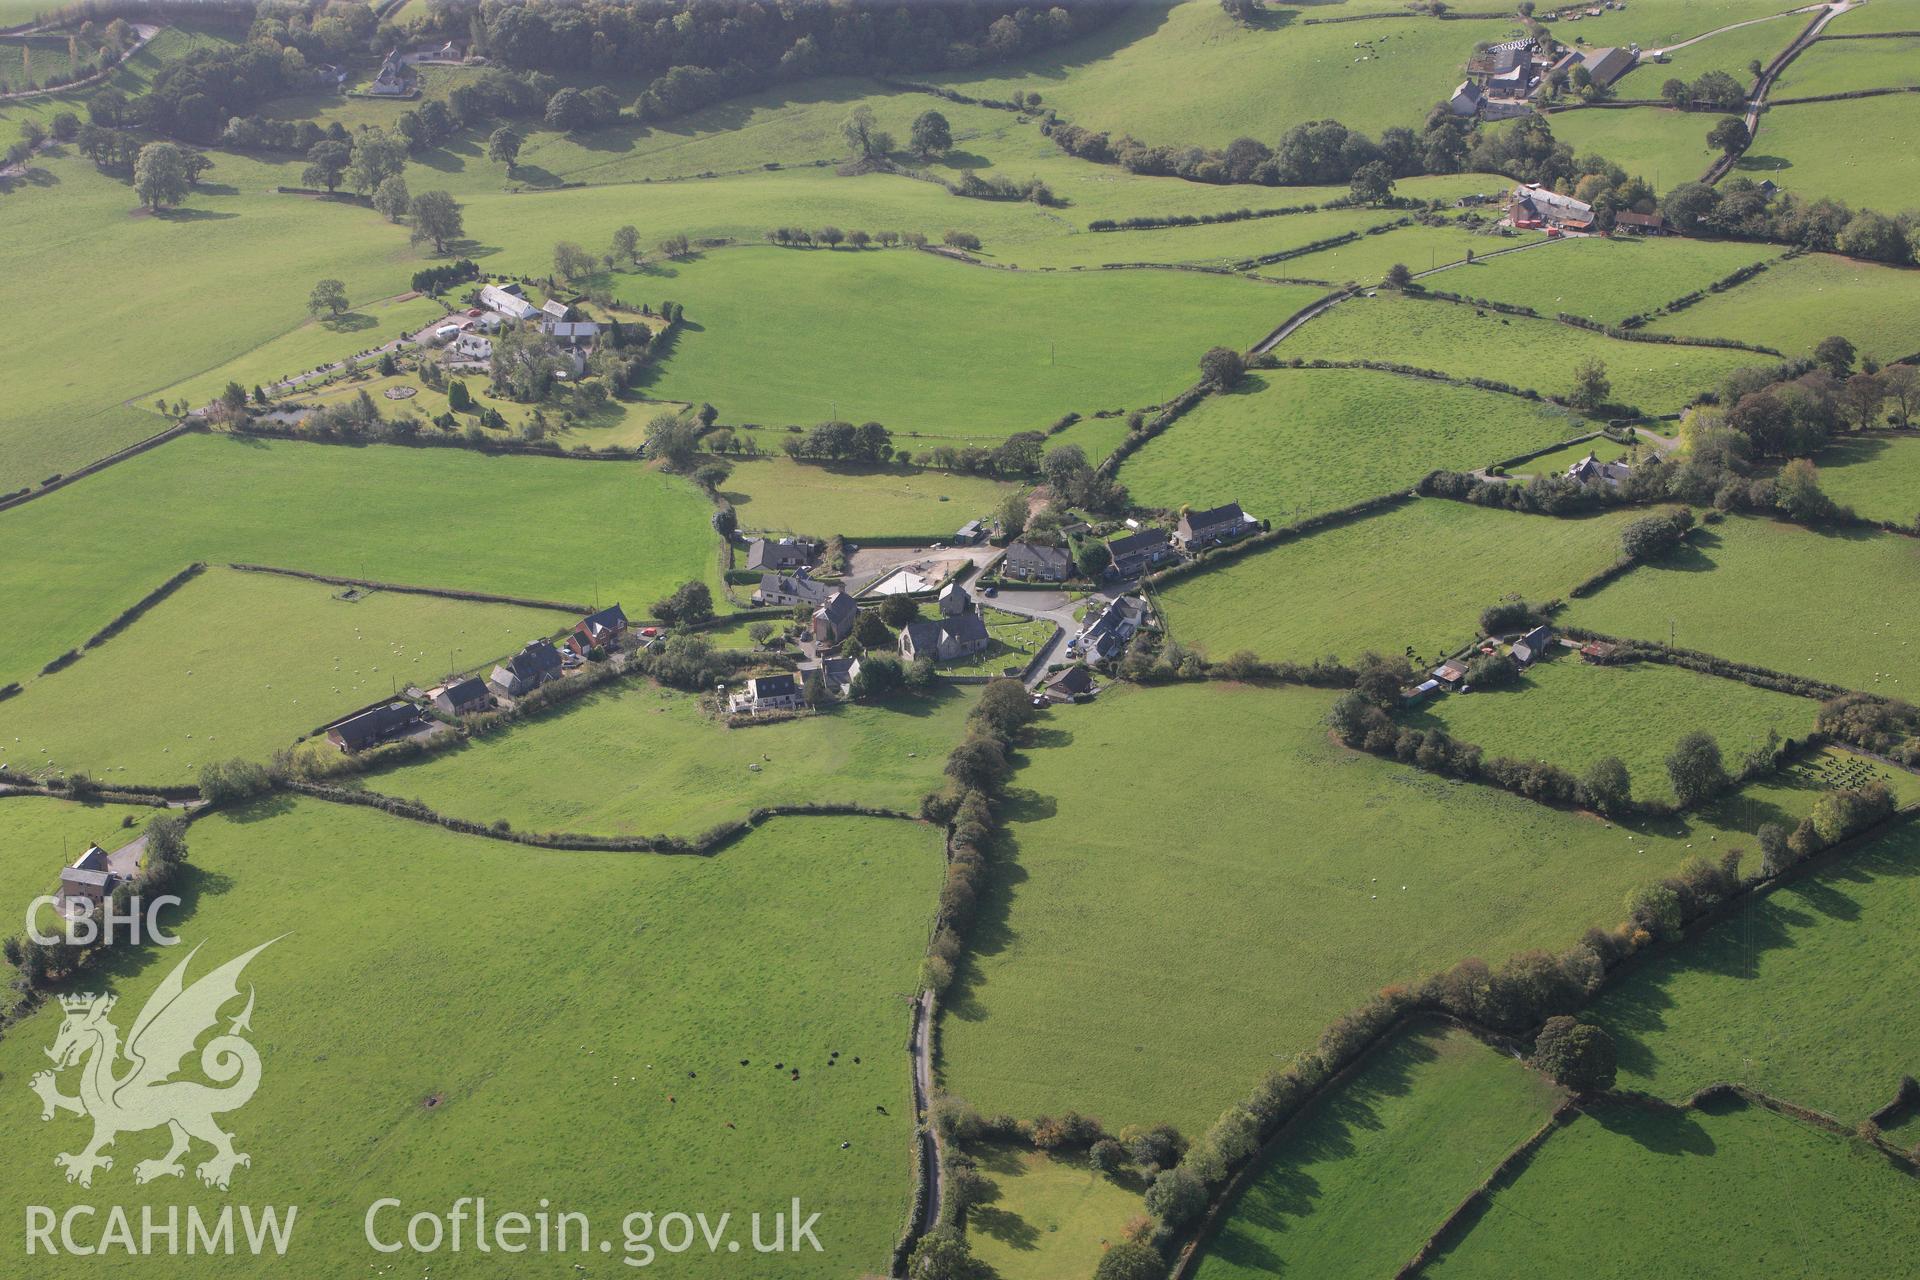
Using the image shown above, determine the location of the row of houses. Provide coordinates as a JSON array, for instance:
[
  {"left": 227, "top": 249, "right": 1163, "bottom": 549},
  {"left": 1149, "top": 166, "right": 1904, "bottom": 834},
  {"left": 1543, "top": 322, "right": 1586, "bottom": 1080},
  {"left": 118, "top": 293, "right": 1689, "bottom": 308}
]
[{"left": 999, "top": 502, "right": 1260, "bottom": 585}]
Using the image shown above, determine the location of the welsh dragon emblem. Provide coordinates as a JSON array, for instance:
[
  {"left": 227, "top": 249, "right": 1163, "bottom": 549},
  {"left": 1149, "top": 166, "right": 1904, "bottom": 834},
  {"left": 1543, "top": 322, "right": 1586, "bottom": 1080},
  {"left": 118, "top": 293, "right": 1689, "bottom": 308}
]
[{"left": 30, "top": 939, "right": 278, "bottom": 1190}]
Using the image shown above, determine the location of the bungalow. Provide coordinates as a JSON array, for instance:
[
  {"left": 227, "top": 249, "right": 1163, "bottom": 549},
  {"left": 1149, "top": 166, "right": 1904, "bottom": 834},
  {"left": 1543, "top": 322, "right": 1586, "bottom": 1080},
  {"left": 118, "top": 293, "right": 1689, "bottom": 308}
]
[
  {"left": 745, "top": 536, "right": 819, "bottom": 573},
  {"left": 954, "top": 519, "right": 987, "bottom": 546},
  {"left": 326, "top": 701, "right": 424, "bottom": 752},
  {"left": 730, "top": 672, "right": 806, "bottom": 715},
  {"left": 1106, "top": 529, "right": 1174, "bottom": 578},
  {"left": 1567, "top": 452, "right": 1632, "bottom": 486},
  {"left": 452, "top": 333, "right": 493, "bottom": 361},
  {"left": 811, "top": 589, "right": 859, "bottom": 645},
  {"left": 1075, "top": 594, "right": 1149, "bottom": 662},
  {"left": 1174, "top": 502, "right": 1257, "bottom": 554},
  {"left": 1002, "top": 540, "right": 1072, "bottom": 582},
  {"left": 798, "top": 655, "right": 862, "bottom": 699},
  {"left": 1042, "top": 664, "right": 1097, "bottom": 703},
  {"left": 1614, "top": 210, "right": 1666, "bottom": 235},
  {"left": 567, "top": 603, "right": 628, "bottom": 656},
  {"left": 479, "top": 283, "right": 540, "bottom": 323},
  {"left": 366, "top": 47, "right": 415, "bottom": 96},
  {"left": 754, "top": 571, "right": 832, "bottom": 608},
  {"left": 899, "top": 612, "right": 990, "bottom": 663},
  {"left": 489, "top": 639, "right": 564, "bottom": 696},
  {"left": 938, "top": 582, "right": 973, "bottom": 618},
  {"left": 431, "top": 676, "right": 492, "bottom": 717},
  {"left": 57, "top": 846, "right": 121, "bottom": 910},
  {"left": 1512, "top": 624, "right": 1554, "bottom": 667}
]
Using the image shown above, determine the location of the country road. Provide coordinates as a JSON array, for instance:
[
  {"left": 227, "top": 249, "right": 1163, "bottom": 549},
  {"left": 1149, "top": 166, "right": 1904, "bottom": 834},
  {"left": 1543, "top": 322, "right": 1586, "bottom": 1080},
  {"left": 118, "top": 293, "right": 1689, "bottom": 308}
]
[{"left": 909, "top": 990, "right": 944, "bottom": 1237}]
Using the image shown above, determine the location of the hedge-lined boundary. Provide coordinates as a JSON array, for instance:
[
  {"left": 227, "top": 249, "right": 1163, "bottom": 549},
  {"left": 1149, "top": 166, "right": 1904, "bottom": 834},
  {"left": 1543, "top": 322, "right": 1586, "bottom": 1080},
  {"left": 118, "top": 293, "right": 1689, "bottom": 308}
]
[
  {"left": 85, "top": 562, "right": 206, "bottom": 650},
  {"left": 1406, "top": 288, "right": 1783, "bottom": 356},
  {"left": 1769, "top": 85, "right": 1920, "bottom": 106},
  {"left": 0, "top": 782, "right": 187, "bottom": 808},
  {"left": 1266, "top": 355, "right": 1581, "bottom": 409},
  {"left": 228, "top": 562, "right": 590, "bottom": 615},
  {"left": 1620, "top": 250, "right": 1797, "bottom": 328},
  {"left": 0, "top": 421, "right": 192, "bottom": 515},
  {"left": 1559, "top": 625, "right": 1857, "bottom": 701},
  {"left": 229, "top": 420, "right": 651, "bottom": 463},
  {"left": 1388, "top": 1100, "right": 1577, "bottom": 1279},
  {"left": 1231, "top": 218, "right": 1410, "bottom": 272},
  {"left": 1140, "top": 491, "right": 1415, "bottom": 590}
]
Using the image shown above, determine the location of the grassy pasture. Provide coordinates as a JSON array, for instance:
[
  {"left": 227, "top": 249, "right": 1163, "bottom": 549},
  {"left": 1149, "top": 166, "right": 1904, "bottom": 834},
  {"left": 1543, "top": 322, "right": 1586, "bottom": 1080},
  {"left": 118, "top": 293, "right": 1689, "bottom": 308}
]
[
  {"left": 966, "top": 1143, "right": 1147, "bottom": 1280},
  {"left": 0, "top": 795, "right": 154, "bottom": 931},
  {"left": 0, "top": 434, "right": 718, "bottom": 687},
  {"left": 1258, "top": 221, "right": 1542, "bottom": 287},
  {"left": 355, "top": 681, "right": 976, "bottom": 838},
  {"left": 1282, "top": 291, "right": 1758, "bottom": 415},
  {"left": 1521, "top": 105, "right": 1728, "bottom": 189},
  {"left": 1, "top": 568, "right": 571, "bottom": 785},
  {"left": 1737, "top": 93, "right": 1920, "bottom": 207},
  {"left": 1589, "top": 819, "right": 1920, "bottom": 1126},
  {"left": 1616, "top": 14, "right": 1800, "bottom": 96},
  {"left": 1644, "top": 250, "right": 1920, "bottom": 361},
  {"left": 0, "top": 34, "right": 78, "bottom": 84},
  {"left": 1554, "top": 0, "right": 1813, "bottom": 48},
  {"left": 1193, "top": 1021, "right": 1564, "bottom": 1280},
  {"left": 0, "top": 23, "right": 234, "bottom": 130},
  {"left": 1777, "top": 34, "right": 1920, "bottom": 95},
  {"left": 625, "top": 246, "right": 1302, "bottom": 439},
  {"left": 1830, "top": 0, "right": 1920, "bottom": 33},
  {"left": 1400, "top": 652, "right": 1819, "bottom": 804},
  {"left": 1436, "top": 235, "right": 1778, "bottom": 327},
  {"left": 1153, "top": 499, "right": 1648, "bottom": 666},
  {"left": 719, "top": 456, "right": 1017, "bottom": 538},
  {"left": 1511, "top": 434, "right": 1641, "bottom": 476},
  {"left": 1567, "top": 513, "right": 1920, "bottom": 695},
  {"left": 1421, "top": 1098, "right": 1920, "bottom": 1278},
  {"left": 938, "top": 680, "right": 1812, "bottom": 1134},
  {"left": 1816, "top": 434, "right": 1920, "bottom": 526},
  {"left": 1118, "top": 368, "right": 1586, "bottom": 523},
  {"left": 0, "top": 799, "right": 942, "bottom": 1278}
]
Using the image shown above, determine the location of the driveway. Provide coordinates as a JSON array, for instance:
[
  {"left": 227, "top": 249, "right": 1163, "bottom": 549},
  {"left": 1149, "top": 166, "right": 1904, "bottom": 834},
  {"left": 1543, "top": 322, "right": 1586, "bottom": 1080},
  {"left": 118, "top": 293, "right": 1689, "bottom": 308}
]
[{"left": 988, "top": 587, "right": 1100, "bottom": 687}]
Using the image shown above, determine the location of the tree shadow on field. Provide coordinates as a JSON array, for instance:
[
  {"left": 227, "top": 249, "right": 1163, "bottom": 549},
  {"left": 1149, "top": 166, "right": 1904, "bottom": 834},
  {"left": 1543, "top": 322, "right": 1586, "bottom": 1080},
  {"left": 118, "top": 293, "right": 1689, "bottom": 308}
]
[
  {"left": 1735, "top": 154, "right": 1791, "bottom": 175},
  {"left": 321, "top": 311, "right": 378, "bottom": 335},
  {"left": 1648, "top": 526, "right": 1721, "bottom": 572},
  {"left": 507, "top": 163, "right": 561, "bottom": 188},
  {"left": 154, "top": 206, "right": 236, "bottom": 222},
  {"left": 967, "top": 1205, "right": 1041, "bottom": 1253},
  {"left": 942, "top": 829, "right": 1029, "bottom": 1025},
  {"left": 193, "top": 182, "right": 239, "bottom": 196},
  {"left": 1588, "top": 1098, "right": 1718, "bottom": 1156}
]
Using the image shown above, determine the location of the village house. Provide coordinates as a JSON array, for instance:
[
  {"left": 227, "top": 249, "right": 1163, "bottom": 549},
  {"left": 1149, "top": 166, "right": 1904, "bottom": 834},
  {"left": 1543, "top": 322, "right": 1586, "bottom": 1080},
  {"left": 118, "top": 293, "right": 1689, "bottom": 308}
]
[
  {"left": 899, "top": 612, "right": 990, "bottom": 663},
  {"left": 1512, "top": 624, "right": 1555, "bottom": 667},
  {"left": 1507, "top": 183, "right": 1593, "bottom": 231},
  {"left": 541, "top": 319, "right": 601, "bottom": 348},
  {"left": 1448, "top": 80, "right": 1487, "bottom": 117},
  {"left": 541, "top": 299, "right": 572, "bottom": 323},
  {"left": 1042, "top": 664, "right": 1097, "bottom": 703},
  {"left": 366, "top": 47, "right": 416, "bottom": 97},
  {"left": 430, "top": 676, "right": 492, "bottom": 717},
  {"left": 1074, "top": 594, "right": 1149, "bottom": 662},
  {"left": 1106, "top": 529, "right": 1174, "bottom": 578},
  {"left": 1174, "top": 502, "right": 1257, "bottom": 554},
  {"left": 1614, "top": 210, "right": 1667, "bottom": 235},
  {"left": 489, "top": 639, "right": 564, "bottom": 696},
  {"left": 938, "top": 582, "right": 973, "bottom": 618},
  {"left": 57, "top": 845, "right": 121, "bottom": 911},
  {"left": 326, "top": 701, "right": 425, "bottom": 752},
  {"left": 1567, "top": 451, "right": 1632, "bottom": 486},
  {"left": 730, "top": 672, "right": 806, "bottom": 715},
  {"left": 453, "top": 332, "right": 493, "bottom": 361},
  {"left": 754, "top": 570, "right": 832, "bottom": 608},
  {"left": 1002, "top": 540, "right": 1071, "bottom": 582},
  {"left": 479, "top": 283, "right": 540, "bottom": 323},
  {"left": 745, "top": 536, "right": 820, "bottom": 573},
  {"left": 567, "top": 604, "right": 628, "bottom": 657},
  {"left": 798, "top": 654, "right": 862, "bottom": 699},
  {"left": 811, "top": 589, "right": 859, "bottom": 645}
]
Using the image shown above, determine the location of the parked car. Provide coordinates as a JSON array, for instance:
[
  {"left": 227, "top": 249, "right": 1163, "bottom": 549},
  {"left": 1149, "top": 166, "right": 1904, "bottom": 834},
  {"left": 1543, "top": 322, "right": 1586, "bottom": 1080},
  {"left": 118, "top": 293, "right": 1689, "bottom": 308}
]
[{"left": 983, "top": 586, "right": 998, "bottom": 597}]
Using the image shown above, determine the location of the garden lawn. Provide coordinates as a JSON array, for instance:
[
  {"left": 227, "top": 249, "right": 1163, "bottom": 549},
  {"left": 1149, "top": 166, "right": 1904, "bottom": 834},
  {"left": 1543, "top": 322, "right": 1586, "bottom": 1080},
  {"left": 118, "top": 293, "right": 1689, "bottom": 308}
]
[
  {"left": 1193, "top": 1021, "right": 1564, "bottom": 1280},
  {"left": 0, "top": 434, "right": 718, "bottom": 688},
  {"left": 1153, "top": 499, "right": 1648, "bottom": 666},
  {"left": 939, "top": 680, "right": 1807, "bottom": 1134},
  {"left": 1567, "top": 513, "right": 1920, "bottom": 694},
  {"left": 1422, "top": 1098, "right": 1920, "bottom": 1278},
  {"left": 1438, "top": 235, "right": 1778, "bottom": 328},
  {"left": 720, "top": 456, "right": 1018, "bottom": 538},
  {"left": 1118, "top": 368, "right": 1588, "bottom": 523},
  {"left": 966, "top": 1143, "right": 1147, "bottom": 1280},
  {"left": 0, "top": 568, "right": 571, "bottom": 786},
  {"left": 355, "top": 680, "right": 976, "bottom": 838},
  {"left": 1282, "top": 291, "right": 1758, "bottom": 415},
  {"left": 1511, "top": 434, "right": 1641, "bottom": 477},
  {"left": 0, "top": 794, "right": 154, "bottom": 929},
  {"left": 1514, "top": 106, "right": 1729, "bottom": 189},
  {"left": 1816, "top": 434, "right": 1920, "bottom": 527},
  {"left": 1400, "top": 652, "right": 1818, "bottom": 805},
  {"left": 1588, "top": 819, "right": 1920, "bottom": 1126},
  {"left": 1737, "top": 94, "right": 1920, "bottom": 208},
  {"left": 1775, "top": 34, "right": 1920, "bottom": 95},
  {"left": 0, "top": 799, "right": 942, "bottom": 1279},
  {"left": 1644, "top": 251, "right": 1920, "bottom": 361},
  {"left": 625, "top": 246, "right": 1300, "bottom": 438}
]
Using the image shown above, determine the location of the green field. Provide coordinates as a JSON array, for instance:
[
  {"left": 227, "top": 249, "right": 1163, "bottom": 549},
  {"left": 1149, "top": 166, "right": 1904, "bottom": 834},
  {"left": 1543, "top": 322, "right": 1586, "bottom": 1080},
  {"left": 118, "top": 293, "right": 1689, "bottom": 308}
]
[
  {"left": 0, "top": 434, "right": 718, "bottom": 687},
  {"left": 1521, "top": 106, "right": 1729, "bottom": 190},
  {"left": 357, "top": 680, "right": 976, "bottom": 838},
  {"left": 1737, "top": 93, "right": 1920, "bottom": 207},
  {"left": 1616, "top": 14, "right": 1800, "bottom": 96},
  {"left": 1155, "top": 499, "right": 1648, "bottom": 666},
  {"left": 625, "top": 246, "right": 1302, "bottom": 438},
  {"left": 1568, "top": 513, "right": 1920, "bottom": 695},
  {"left": 1194, "top": 1021, "right": 1564, "bottom": 1280},
  {"left": 1, "top": 568, "right": 570, "bottom": 785},
  {"left": 720, "top": 456, "right": 1016, "bottom": 538},
  {"left": 1119, "top": 368, "right": 1587, "bottom": 523},
  {"left": 1438, "top": 235, "right": 1778, "bottom": 328},
  {"left": 1511, "top": 434, "right": 1642, "bottom": 477},
  {"left": 1645, "top": 251, "right": 1920, "bottom": 361},
  {"left": 1830, "top": 0, "right": 1920, "bottom": 34},
  {"left": 0, "top": 35, "right": 78, "bottom": 84},
  {"left": 0, "top": 794, "right": 154, "bottom": 929},
  {"left": 1260, "top": 221, "right": 1542, "bottom": 288},
  {"left": 938, "top": 680, "right": 1815, "bottom": 1134},
  {"left": 1817, "top": 434, "right": 1920, "bottom": 526},
  {"left": 1777, "top": 34, "right": 1920, "bottom": 95},
  {"left": 0, "top": 798, "right": 942, "bottom": 1278},
  {"left": 1589, "top": 819, "right": 1920, "bottom": 1126},
  {"left": 966, "top": 1143, "right": 1147, "bottom": 1280},
  {"left": 1283, "top": 291, "right": 1757, "bottom": 415},
  {"left": 1422, "top": 1098, "right": 1920, "bottom": 1278},
  {"left": 1401, "top": 653, "right": 1819, "bottom": 805},
  {"left": 1557, "top": 0, "right": 1814, "bottom": 48}
]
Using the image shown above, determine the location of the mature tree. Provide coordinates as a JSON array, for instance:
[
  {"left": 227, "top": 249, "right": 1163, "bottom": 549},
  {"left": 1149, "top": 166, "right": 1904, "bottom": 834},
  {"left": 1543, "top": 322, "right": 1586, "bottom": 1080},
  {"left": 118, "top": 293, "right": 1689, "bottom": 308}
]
[
  {"left": 489, "top": 325, "right": 564, "bottom": 401},
  {"left": 1666, "top": 730, "right": 1729, "bottom": 808},
  {"left": 1841, "top": 372, "right": 1886, "bottom": 431},
  {"left": 1881, "top": 363, "right": 1918, "bottom": 425},
  {"left": 1814, "top": 334, "right": 1856, "bottom": 378},
  {"left": 302, "top": 138, "right": 351, "bottom": 193},
  {"left": 909, "top": 109, "right": 952, "bottom": 160},
  {"left": 942, "top": 229, "right": 981, "bottom": 251},
  {"left": 841, "top": 104, "right": 891, "bottom": 159},
  {"left": 372, "top": 174, "right": 410, "bottom": 223},
  {"left": 1143, "top": 1166, "right": 1206, "bottom": 1229},
  {"left": 1042, "top": 443, "right": 1087, "bottom": 492},
  {"left": 1349, "top": 158, "right": 1394, "bottom": 206},
  {"left": 1581, "top": 756, "right": 1632, "bottom": 815},
  {"left": 345, "top": 128, "right": 408, "bottom": 195},
  {"left": 544, "top": 87, "right": 588, "bottom": 132},
  {"left": 945, "top": 736, "right": 1009, "bottom": 791},
  {"left": 553, "top": 240, "right": 593, "bottom": 279},
  {"left": 643, "top": 411, "right": 706, "bottom": 469},
  {"left": 998, "top": 489, "right": 1029, "bottom": 540},
  {"left": 408, "top": 190, "right": 465, "bottom": 253},
  {"left": 1093, "top": 1241, "right": 1164, "bottom": 1280},
  {"left": 1568, "top": 356, "right": 1611, "bottom": 411},
  {"left": 1757, "top": 821, "right": 1793, "bottom": 877},
  {"left": 817, "top": 225, "right": 845, "bottom": 248},
  {"left": 611, "top": 223, "right": 640, "bottom": 264},
  {"left": 1199, "top": 345, "right": 1245, "bottom": 390},
  {"left": 651, "top": 580, "right": 714, "bottom": 626},
  {"left": 905, "top": 1228, "right": 992, "bottom": 1280},
  {"left": 486, "top": 125, "right": 523, "bottom": 172},
  {"left": 1074, "top": 539, "right": 1110, "bottom": 579},
  {"left": 879, "top": 595, "right": 921, "bottom": 627},
  {"left": 307, "top": 277, "right": 349, "bottom": 318},
  {"left": 1384, "top": 262, "right": 1413, "bottom": 290},
  {"left": 1531, "top": 1016, "right": 1617, "bottom": 1091},
  {"left": 854, "top": 609, "right": 894, "bottom": 650},
  {"left": 1706, "top": 116, "right": 1750, "bottom": 156},
  {"left": 132, "top": 141, "right": 191, "bottom": 211}
]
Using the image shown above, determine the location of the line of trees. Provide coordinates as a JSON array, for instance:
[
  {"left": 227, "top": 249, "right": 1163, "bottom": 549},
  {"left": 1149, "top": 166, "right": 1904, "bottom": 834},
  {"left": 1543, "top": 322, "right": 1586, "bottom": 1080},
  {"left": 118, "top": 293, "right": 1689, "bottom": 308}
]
[{"left": 1663, "top": 177, "right": 1920, "bottom": 268}]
